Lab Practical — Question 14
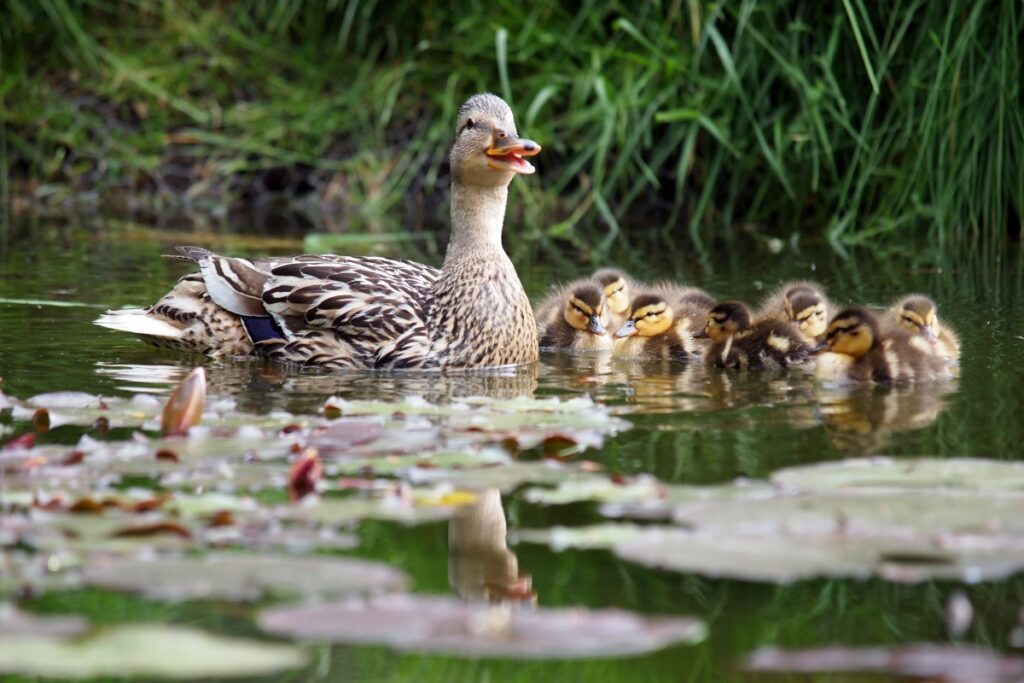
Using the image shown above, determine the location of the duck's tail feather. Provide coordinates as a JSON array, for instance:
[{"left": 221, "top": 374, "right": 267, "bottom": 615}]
[{"left": 94, "top": 309, "right": 184, "bottom": 339}]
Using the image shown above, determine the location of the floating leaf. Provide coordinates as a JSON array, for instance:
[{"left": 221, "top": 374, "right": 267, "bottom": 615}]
[
  {"left": 259, "top": 594, "right": 704, "bottom": 658},
  {"left": 81, "top": 552, "right": 407, "bottom": 602},
  {"left": 773, "top": 457, "right": 1024, "bottom": 493},
  {"left": 514, "top": 523, "right": 652, "bottom": 551},
  {"left": 614, "top": 528, "right": 1024, "bottom": 583},
  {"left": 523, "top": 476, "right": 662, "bottom": 506},
  {"left": 746, "top": 644, "right": 1024, "bottom": 683},
  {"left": 0, "top": 605, "right": 88, "bottom": 639},
  {"left": 0, "top": 624, "right": 306, "bottom": 679},
  {"left": 671, "top": 490, "right": 1024, "bottom": 538}
]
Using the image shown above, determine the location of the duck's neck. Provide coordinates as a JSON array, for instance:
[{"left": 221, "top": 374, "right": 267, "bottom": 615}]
[{"left": 444, "top": 182, "right": 509, "bottom": 257}]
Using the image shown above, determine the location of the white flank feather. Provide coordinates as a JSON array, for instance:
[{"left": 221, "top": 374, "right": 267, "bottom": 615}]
[{"left": 94, "top": 309, "right": 183, "bottom": 339}]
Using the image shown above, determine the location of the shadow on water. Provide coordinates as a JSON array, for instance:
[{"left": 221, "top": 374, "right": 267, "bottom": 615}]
[{"left": 2, "top": 213, "right": 1024, "bottom": 681}]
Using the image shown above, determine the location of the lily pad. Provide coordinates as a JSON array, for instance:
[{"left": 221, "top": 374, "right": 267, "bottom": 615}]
[
  {"left": 746, "top": 644, "right": 1024, "bottom": 683},
  {"left": 613, "top": 528, "right": 1024, "bottom": 583},
  {"left": 773, "top": 457, "right": 1024, "bottom": 493},
  {"left": 81, "top": 552, "right": 407, "bottom": 602},
  {"left": 0, "top": 604, "right": 88, "bottom": 638},
  {"left": 0, "top": 624, "right": 306, "bottom": 678},
  {"left": 259, "top": 593, "right": 704, "bottom": 658},
  {"left": 513, "top": 523, "right": 652, "bottom": 551},
  {"left": 523, "top": 476, "right": 663, "bottom": 506},
  {"left": 671, "top": 490, "right": 1024, "bottom": 538}
]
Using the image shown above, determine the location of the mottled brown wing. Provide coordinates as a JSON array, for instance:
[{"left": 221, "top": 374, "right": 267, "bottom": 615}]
[{"left": 261, "top": 256, "right": 439, "bottom": 366}]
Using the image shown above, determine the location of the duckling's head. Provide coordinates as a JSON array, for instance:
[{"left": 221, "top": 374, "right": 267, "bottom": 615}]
[
  {"left": 784, "top": 285, "right": 829, "bottom": 339},
  {"left": 562, "top": 285, "right": 607, "bottom": 336},
  {"left": 615, "top": 294, "right": 673, "bottom": 338},
  {"left": 893, "top": 295, "right": 940, "bottom": 342},
  {"left": 450, "top": 93, "right": 541, "bottom": 188},
  {"left": 703, "top": 301, "right": 752, "bottom": 343},
  {"left": 592, "top": 269, "right": 631, "bottom": 315},
  {"left": 825, "top": 307, "right": 881, "bottom": 358}
]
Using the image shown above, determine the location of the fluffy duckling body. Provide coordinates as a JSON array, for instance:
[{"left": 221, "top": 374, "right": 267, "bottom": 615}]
[
  {"left": 653, "top": 284, "right": 717, "bottom": 339},
  {"left": 591, "top": 268, "right": 642, "bottom": 331},
  {"left": 536, "top": 284, "right": 612, "bottom": 353},
  {"left": 701, "top": 301, "right": 814, "bottom": 370},
  {"left": 883, "top": 294, "right": 960, "bottom": 362},
  {"left": 612, "top": 293, "right": 699, "bottom": 362},
  {"left": 756, "top": 280, "right": 832, "bottom": 344},
  {"left": 816, "top": 307, "right": 950, "bottom": 383}
]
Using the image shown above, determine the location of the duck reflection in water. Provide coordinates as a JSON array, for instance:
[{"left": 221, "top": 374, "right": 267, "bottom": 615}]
[
  {"left": 96, "top": 360, "right": 540, "bottom": 412},
  {"left": 448, "top": 488, "right": 535, "bottom": 605},
  {"left": 817, "top": 380, "right": 957, "bottom": 453}
]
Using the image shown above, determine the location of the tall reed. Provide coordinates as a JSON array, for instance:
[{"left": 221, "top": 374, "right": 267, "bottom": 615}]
[{"left": 1, "top": 0, "right": 1020, "bottom": 251}]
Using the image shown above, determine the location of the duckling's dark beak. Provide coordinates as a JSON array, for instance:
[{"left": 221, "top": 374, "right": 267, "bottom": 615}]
[
  {"left": 487, "top": 134, "right": 541, "bottom": 175},
  {"left": 588, "top": 315, "right": 607, "bottom": 336},
  {"left": 922, "top": 325, "right": 939, "bottom": 342},
  {"left": 614, "top": 320, "right": 637, "bottom": 338},
  {"left": 694, "top": 331, "right": 709, "bottom": 339},
  {"left": 810, "top": 340, "right": 829, "bottom": 354}
]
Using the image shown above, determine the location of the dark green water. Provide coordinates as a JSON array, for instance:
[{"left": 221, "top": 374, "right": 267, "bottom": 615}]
[{"left": 2, "top": 213, "right": 1024, "bottom": 681}]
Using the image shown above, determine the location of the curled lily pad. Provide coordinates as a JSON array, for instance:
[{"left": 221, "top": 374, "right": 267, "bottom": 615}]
[
  {"left": 0, "top": 624, "right": 306, "bottom": 679},
  {"left": 161, "top": 367, "right": 207, "bottom": 436},
  {"left": 259, "top": 593, "right": 704, "bottom": 658},
  {"left": 82, "top": 552, "right": 407, "bottom": 602},
  {"left": 746, "top": 644, "right": 1024, "bottom": 683},
  {"left": 773, "top": 457, "right": 1024, "bottom": 493}
]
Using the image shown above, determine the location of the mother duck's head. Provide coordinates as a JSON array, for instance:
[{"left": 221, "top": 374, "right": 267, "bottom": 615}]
[{"left": 451, "top": 93, "right": 541, "bottom": 187}]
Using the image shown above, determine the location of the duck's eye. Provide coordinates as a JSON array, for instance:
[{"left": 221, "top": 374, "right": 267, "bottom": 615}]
[
  {"left": 573, "top": 306, "right": 584, "bottom": 315},
  {"left": 645, "top": 312, "right": 657, "bottom": 318},
  {"left": 465, "top": 117, "right": 475, "bottom": 130},
  {"left": 613, "top": 287, "right": 624, "bottom": 295}
]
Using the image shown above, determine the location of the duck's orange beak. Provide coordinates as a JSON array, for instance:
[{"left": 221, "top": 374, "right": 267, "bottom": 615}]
[{"left": 487, "top": 135, "right": 541, "bottom": 175}]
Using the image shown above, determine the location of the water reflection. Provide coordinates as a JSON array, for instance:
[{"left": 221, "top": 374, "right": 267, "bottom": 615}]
[
  {"left": 817, "top": 380, "right": 957, "bottom": 453},
  {"left": 97, "top": 355, "right": 956, "bottom": 456},
  {"left": 447, "top": 489, "right": 535, "bottom": 605}
]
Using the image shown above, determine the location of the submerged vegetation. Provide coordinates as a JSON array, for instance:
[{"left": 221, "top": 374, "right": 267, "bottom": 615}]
[{"left": 1, "top": 0, "right": 1021, "bottom": 249}]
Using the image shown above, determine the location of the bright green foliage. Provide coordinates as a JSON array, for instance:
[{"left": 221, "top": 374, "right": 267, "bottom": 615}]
[{"left": 1, "top": 1, "right": 1021, "bottom": 248}]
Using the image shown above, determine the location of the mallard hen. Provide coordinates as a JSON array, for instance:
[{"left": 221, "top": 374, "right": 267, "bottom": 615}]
[{"left": 96, "top": 94, "right": 541, "bottom": 369}]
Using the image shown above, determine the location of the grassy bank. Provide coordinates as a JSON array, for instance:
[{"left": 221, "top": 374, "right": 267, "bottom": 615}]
[{"left": 1, "top": 0, "right": 1021, "bottom": 250}]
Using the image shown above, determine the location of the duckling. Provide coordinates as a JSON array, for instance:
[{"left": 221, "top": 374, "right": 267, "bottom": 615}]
[
  {"left": 699, "top": 301, "right": 814, "bottom": 370},
  {"left": 96, "top": 93, "right": 542, "bottom": 369},
  {"left": 756, "top": 280, "right": 832, "bottom": 344},
  {"left": 816, "top": 307, "right": 950, "bottom": 383},
  {"left": 536, "top": 284, "right": 611, "bottom": 353},
  {"left": 591, "top": 268, "right": 641, "bottom": 331},
  {"left": 654, "top": 284, "right": 717, "bottom": 339},
  {"left": 612, "top": 293, "right": 699, "bottom": 362},
  {"left": 884, "top": 294, "right": 960, "bottom": 362}
]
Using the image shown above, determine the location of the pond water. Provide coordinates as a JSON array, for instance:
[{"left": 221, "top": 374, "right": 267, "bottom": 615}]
[{"left": 2, "top": 213, "right": 1024, "bottom": 681}]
